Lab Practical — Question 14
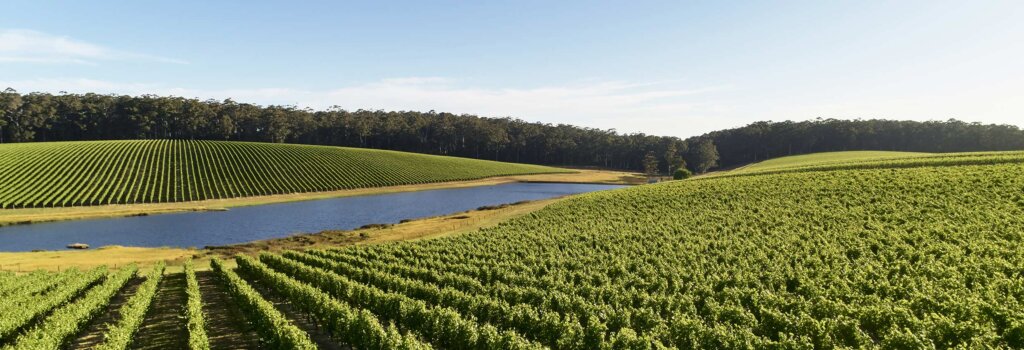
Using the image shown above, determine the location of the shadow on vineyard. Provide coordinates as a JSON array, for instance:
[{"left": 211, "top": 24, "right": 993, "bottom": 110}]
[
  {"left": 131, "top": 273, "right": 187, "bottom": 350},
  {"left": 68, "top": 276, "right": 144, "bottom": 348},
  {"left": 194, "top": 271, "right": 265, "bottom": 350},
  {"left": 241, "top": 268, "right": 345, "bottom": 350}
]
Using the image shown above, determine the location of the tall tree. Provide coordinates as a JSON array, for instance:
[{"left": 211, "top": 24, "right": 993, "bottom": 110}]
[
  {"left": 643, "top": 152, "right": 660, "bottom": 176},
  {"left": 663, "top": 142, "right": 683, "bottom": 173},
  {"left": 0, "top": 88, "right": 22, "bottom": 143},
  {"left": 690, "top": 138, "right": 720, "bottom": 173}
]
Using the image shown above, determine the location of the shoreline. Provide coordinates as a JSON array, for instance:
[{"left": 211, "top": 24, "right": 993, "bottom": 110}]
[
  {"left": 0, "top": 195, "right": 575, "bottom": 272},
  {"left": 0, "top": 169, "right": 643, "bottom": 228}
]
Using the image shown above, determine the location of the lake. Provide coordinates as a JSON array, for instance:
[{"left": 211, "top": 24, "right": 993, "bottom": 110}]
[{"left": 0, "top": 183, "right": 626, "bottom": 252}]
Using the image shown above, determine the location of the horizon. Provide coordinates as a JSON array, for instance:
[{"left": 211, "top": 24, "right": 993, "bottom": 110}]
[{"left": 3, "top": 1, "right": 1023, "bottom": 138}]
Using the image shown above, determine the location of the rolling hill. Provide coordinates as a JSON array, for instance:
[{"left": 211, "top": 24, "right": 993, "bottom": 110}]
[
  {"left": 732, "top": 150, "right": 927, "bottom": 173},
  {"left": 252, "top": 150, "right": 1023, "bottom": 348},
  {"left": 0, "top": 140, "right": 565, "bottom": 208},
  {"left": 4, "top": 150, "right": 1024, "bottom": 349},
  {"left": 301, "top": 150, "right": 1019, "bottom": 347}
]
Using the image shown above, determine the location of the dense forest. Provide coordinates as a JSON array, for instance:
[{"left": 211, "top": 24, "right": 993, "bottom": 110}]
[
  {"left": 703, "top": 119, "right": 1024, "bottom": 169},
  {"left": 2, "top": 89, "right": 1023, "bottom": 172}
]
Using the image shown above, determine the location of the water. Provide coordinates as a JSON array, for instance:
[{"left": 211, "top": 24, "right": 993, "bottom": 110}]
[{"left": 0, "top": 183, "right": 625, "bottom": 251}]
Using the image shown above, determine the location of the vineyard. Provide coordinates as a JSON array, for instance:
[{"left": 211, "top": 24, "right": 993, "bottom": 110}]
[
  {"left": 1, "top": 151, "right": 1023, "bottom": 349},
  {"left": 0, "top": 140, "right": 564, "bottom": 208}
]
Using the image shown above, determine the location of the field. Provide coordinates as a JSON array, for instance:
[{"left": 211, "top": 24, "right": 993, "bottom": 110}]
[
  {"left": 0, "top": 140, "right": 565, "bottom": 209},
  {"left": 731, "top": 151, "right": 926, "bottom": 173},
  {"left": 1, "top": 151, "right": 1023, "bottom": 349}
]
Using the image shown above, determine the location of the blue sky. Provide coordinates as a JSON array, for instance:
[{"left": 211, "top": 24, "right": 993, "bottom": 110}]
[{"left": 2, "top": 1, "right": 1022, "bottom": 137}]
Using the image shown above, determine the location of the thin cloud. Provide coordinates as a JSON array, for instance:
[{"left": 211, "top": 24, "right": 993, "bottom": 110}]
[{"left": 0, "top": 29, "right": 187, "bottom": 64}]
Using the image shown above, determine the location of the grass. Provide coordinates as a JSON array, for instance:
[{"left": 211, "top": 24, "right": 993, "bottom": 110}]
[
  {"left": 0, "top": 246, "right": 193, "bottom": 272},
  {"left": 0, "top": 196, "right": 569, "bottom": 272},
  {"left": 0, "top": 139, "right": 566, "bottom": 209},
  {"left": 205, "top": 197, "right": 561, "bottom": 256}
]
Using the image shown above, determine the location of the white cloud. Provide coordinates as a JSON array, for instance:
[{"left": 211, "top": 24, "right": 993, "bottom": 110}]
[
  {"left": 0, "top": 77, "right": 730, "bottom": 136},
  {"left": 0, "top": 29, "right": 186, "bottom": 64}
]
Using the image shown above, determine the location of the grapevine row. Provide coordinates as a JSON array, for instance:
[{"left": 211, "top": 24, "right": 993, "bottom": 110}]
[
  {"left": 258, "top": 253, "right": 545, "bottom": 350},
  {"left": 183, "top": 259, "right": 210, "bottom": 350},
  {"left": 0, "top": 267, "right": 108, "bottom": 341},
  {"left": 95, "top": 263, "right": 166, "bottom": 350},
  {"left": 210, "top": 258, "right": 316, "bottom": 349},
  {"left": 3, "top": 266, "right": 136, "bottom": 350},
  {"left": 0, "top": 140, "right": 565, "bottom": 208},
  {"left": 234, "top": 255, "right": 432, "bottom": 349}
]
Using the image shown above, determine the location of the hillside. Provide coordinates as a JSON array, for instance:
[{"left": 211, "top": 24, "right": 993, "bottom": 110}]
[
  {"left": 302, "top": 150, "right": 1019, "bottom": 347},
  {"left": 732, "top": 150, "right": 927, "bottom": 173},
  {"left": 0, "top": 140, "right": 565, "bottom": 208},
  {"left": 3, "top": 151, "right": 1024, "bottom": 349}
]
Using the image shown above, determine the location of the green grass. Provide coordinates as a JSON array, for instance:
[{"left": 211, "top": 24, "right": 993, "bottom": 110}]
[
  {"left": 732, "top": 150, "right": 928, "bottom": 173},
  {"left": 0, "top": 140, "right": 566, "bottom": 208}
]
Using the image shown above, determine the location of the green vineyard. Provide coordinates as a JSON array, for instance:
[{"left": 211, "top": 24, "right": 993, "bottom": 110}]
[
  {"left": 2, "top": 151, "right": 1023, "bottom": 349},
  {"left": 0, "top": 140, "right": 564, "bottom": 208}
]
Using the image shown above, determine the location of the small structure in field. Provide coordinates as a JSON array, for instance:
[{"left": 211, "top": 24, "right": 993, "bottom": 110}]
[{"left": 67, "top": 243, "right": 90, "bottom": 249}]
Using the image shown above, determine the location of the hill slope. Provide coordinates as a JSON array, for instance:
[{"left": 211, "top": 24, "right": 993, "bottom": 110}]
[
  {"left": 0, "top": 140, "right": 565, "bottom": 208},
  {"left": 299, "top": 151, "right": 1024, "bottom": 347},
  {"left": 733, "top": 150, "right": 927, "bottom": 173},
  {"left": 4, "top": 151, "right": 1024, "bottom": 348}
]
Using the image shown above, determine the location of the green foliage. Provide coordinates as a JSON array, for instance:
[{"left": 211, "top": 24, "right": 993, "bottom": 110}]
[
  {"left": 96, "top": 263, "right": 166, "bottom": 350},
  {"left": 210, "top": 258, "right": 316, "bottom": 349},
  {"left": 184, "top": 259, "right": 210, "bottom": 350},
  {"left": 642, "top": 152, "right": 659, "bottom": 176},
  {"left": 235, "top": 255, "right": 432, "bottom": 349},
  {"left": 672, "top": 168, "right": 691, "bottom": 180},
  {"left": 282, "top": 250, "right": 564, "bottom": 348},
  {"left": 0, "top": 140, "right": 565, "bottom": 208},
  {"left": 735, "top": 151, "right": 926, "bottom": 173},
  {"left": 0, "top": 267, "right": 108, "bottom": 341},
  {"left": 7, "top": 89, "right": 1024, "bottom": 171},
  {"left": 4, "top": 266, "right": 137, "bottom": 350},
  {"left": 277, "top": 152, "right": 1024, "bottom": 348},
  {"left": 258, "top": 253, "right": 544, "bottom": 350},
  {"left": 689, "top": 138, "right": 719, "bottom": 173},
  {"left": 5, "top": 151, "right": 1024, "bottom": 349}
]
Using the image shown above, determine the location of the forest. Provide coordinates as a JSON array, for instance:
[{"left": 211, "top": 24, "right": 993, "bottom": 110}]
[{"left": 2, "top": 89, "right": 1023, "bottom": 172}]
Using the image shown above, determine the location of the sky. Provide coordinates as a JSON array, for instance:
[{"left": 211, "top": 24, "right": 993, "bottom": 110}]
[{"left": 1, "top": 1, "right": 1022, "bottom": 138}]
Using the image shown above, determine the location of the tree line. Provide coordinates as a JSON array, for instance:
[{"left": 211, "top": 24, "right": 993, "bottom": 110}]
[
  {"left": 1, "top": 89, "right": 1022, "bottom": 172},
  {"left": 701, "top": 118, "right": 1024, "bottom": 169}
]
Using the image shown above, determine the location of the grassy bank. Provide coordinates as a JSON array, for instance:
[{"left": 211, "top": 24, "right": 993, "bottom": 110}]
[
  {"left": 0, "top": 169, "right": 643, "bottom": 227},
  {"left": 0, "top": 196, "right": 569, "bottom": 272}
]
